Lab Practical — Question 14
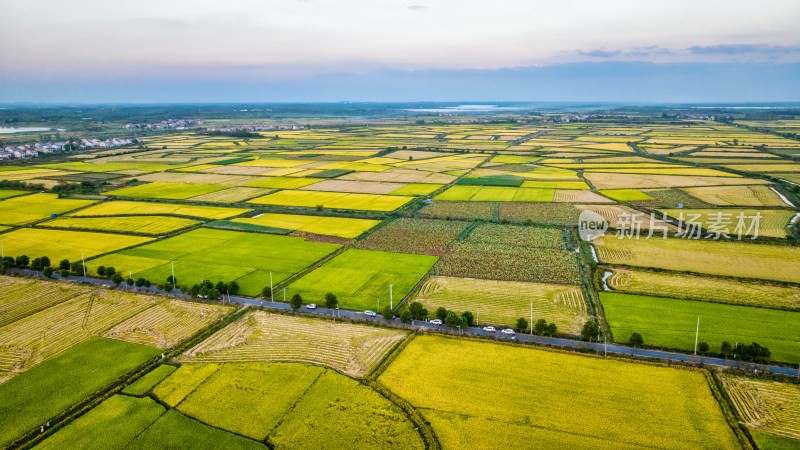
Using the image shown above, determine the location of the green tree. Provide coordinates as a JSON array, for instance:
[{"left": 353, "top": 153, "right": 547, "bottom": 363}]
[
  {"left": 135, "top": 277, "right": 146, "bottom": 287},
  {"left": 105, "top": 266, "right": 116, "bottom": 277},
  {"left": 400, "top": 310, "right": 413, "bottom": 323},
  {"left": 97, "top": 266, "right": 106, "bottom": 277},
  {"left": 111, "top": 273, "right": 123, "bottom": 286},
  {"left": 70, "top": 261, "right": 83, "bottom": 274},
  {"left": 382, "top": 306, "right": 394, "bottom": 321},
  {"left": 163, "top": 282, "right": 173, "bottom": 293},
  {"left": 15, "top": 255, "right": 29, "bottom": 268},
  {"left": 262, "top": 285, "right": 272, "bottom": 299},
  {"left": 209, "top": 289, "right": 221, "bottom": 300},
  {"left": 325, "top": 292, "right": 338, "bottom": 309},
  {"left": 408, "top": 302, "right": 428, "bottom": 320},
  {"left": 290, "top": 293, "right": 303, "bottom": 311},
  {"left": 227, "top": 281, "right": 240, "bottom": 295},
  {"left": 516, "top": 317, "right": 528, "bottom": 333},
  {"left": 697, "top": 342, "right": 710, "bottom": 355},
  {"left": 43, "top": 266, "right": 53, "bottom": 278},
  {"left": 546, "top": 322, "right": 557, "bottom": 337},
  {"left": 461, "top": 311, "right": 474, "bottom": 327},
  {"left": 581, "top": 321, "right": 600, "bottom": 342},
  {"left": 629, "top": 333, "right": 644, "bottom": 347},
  {"left": 167, "top": 275, "right": 177, "bottom": 285},
  {"left": 445, "top": 311, "right": 462, "bottom": 328},
  {"left": 435, "top": 306, "right": 448, "bottom": 321},
  {"left": 534, "top": 318, "right": 548, "bottom": 335},
  {"left": 125, "top": 277, "right": 134, "bottom": 286},
  {"left": 60, "top": 269, "right": 70, "bottom": 278},
  {"left": 59, "top": 259, "right": 70, "bottom": 270},
  {"left": 720, "top": 341, "right": 733, "bottom": 358}
]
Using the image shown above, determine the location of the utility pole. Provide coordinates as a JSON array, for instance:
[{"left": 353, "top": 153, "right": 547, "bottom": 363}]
[
  {"left": 269, "top": 272, "right": 273, "bottom": 302},
  {"left": 694, "top": 316, "right": 700, "bottom": 356},
  {"left": 389, "top": 284, "right": 393, "bottom": 310},
  {"left": 477, "top": 311, "right": 479, "bottom": 327},
  {"left": 377, "top": 298, "right": 380, "bottom": 313},
  {"left": 604, "top": 334, "right": 607, "bottom": 357},
  {"left": 81, "top": 252, "right": 86, "bottom": 277},
  {"left": 530, "top": 300, "right": 533, "bottom": 334},
  {"left": 283, "top": 288, "right": 286, "bottom": 303},
  {"left": 171, "top": 261, "right": 175, "bottom": 287}
]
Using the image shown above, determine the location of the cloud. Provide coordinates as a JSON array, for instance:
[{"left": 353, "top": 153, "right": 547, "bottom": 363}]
[
  {"left": 406, "top": 5, "right": 427, "bottom": 11},
  {"left": 688, "top": 44, "right": 800, "bottom": 55},
  {"left": 577, "top": 48, "right": 621, "bottom": 58}
]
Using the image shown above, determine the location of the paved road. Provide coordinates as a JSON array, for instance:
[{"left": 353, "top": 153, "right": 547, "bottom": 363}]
[{"left": 13, "top": 269, "right": 800, "bottom": 377}]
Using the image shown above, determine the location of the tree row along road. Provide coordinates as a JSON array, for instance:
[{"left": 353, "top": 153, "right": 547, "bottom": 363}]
[{"left": 12, "top": 269, "right": 800, "bottom": 377}]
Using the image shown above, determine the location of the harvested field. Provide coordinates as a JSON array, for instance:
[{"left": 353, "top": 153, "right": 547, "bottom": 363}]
[
  {"left": 0, "top": 276, "right": 86, "bottom": 328},
  {"left": 414, "top": 277, "right": 588, "bottom": 333},
  {"left": 188, "top": 187, "right": 271, "bottom": 203},
  {"left": 178, "top": 311, "right": 407, "bottom": 377},
  {"left": 340, "top": 168, "right": 456, "bottom": 184},
  {"left": 606, "top": 269, "right": 800, "bottom": 311},
  {"left": 593, "top": 237, "right": 800, "bottom": 283},
  {"left": 659, "top": 208, "right": 795, "bottom": 238},
  {"left": 552, "top": 190, "right": 613, "bottom": 202},
  {"left": 136, "top": 171, "right": 261, "bottom": 186},
  {"left": 584, "top": 172, "right": 768, "bottom": 189},
  {"left": 682, "top": 185, "right": 792, "bottom": 207},
  {"left": 249, "top": 189, "right": 413, "bottom": 211},
  {"left": 103, "top": 300, "right": 232, "bottom": 348},
  {"left": 299, "top": 179, "right": 400, "bottom": 194},
  {"left": 719, "top": 373, "right": 800, "bottom": 442}
]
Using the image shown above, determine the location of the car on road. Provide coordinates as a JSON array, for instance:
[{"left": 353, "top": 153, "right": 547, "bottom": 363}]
[
  {"left": 482, "top": 326, "right": 496, "bottom": 332},
  {"left": 305, "top": 304, "right": 317, "bottom": 309},
  {"left": 363, "top": 310, "right": 377, "bottom": 316},
  {"left": 429, "top": 319, "right": 443, "bottom": 325},
  {"left": 501, "top": 328, "right": 516, "bottom": 335}
]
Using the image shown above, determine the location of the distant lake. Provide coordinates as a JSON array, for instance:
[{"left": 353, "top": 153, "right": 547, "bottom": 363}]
[
  {"left": 0, "top": 127, "right": 54, "bottom": 134},
  {"left": 405, "top": 104, "right": 525, "bottom": 113}
]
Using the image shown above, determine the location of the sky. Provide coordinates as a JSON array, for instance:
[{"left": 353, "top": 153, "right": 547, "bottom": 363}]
[{"left": 1, "top": 0, "right": 799, "bottom": 103}]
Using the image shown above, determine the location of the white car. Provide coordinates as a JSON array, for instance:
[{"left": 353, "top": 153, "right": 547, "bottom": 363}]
[
  {"left": 363, "top": 310, "right": 377, "bottom": 317},
  {"left": 501, "top": 328, "right": 516, "bottom": 335},
  {"left": 429, "top": 319, "right": 443, "bottom": 325},
  {"left": 305, "top": 304, "right": 317, "bottom": 309},
  {"left": 482, "top": 326, "right": 496, "bottom": 332}
]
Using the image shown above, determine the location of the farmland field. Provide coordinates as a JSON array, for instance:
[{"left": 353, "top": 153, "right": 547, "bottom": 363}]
[
  {"left": 659, "top": 208, "right": 796, "bottom": 238},
  {"left": 40, "top": 215, "right": 200, "bottom": 235},
  {"left": 0, "top": 337, "right": 160, "bottom": 447},
  {"left": 682, "top": 185, "right": 791, "bottom": 207},
  {"left": 105, "top": 181, "right": 229, "bottom": 199},
  {"left": 0, "top": 228, "right": 153, "bottom": 267},
  {"left": 36, "top": 395, "right": 166, "bottom": 450},
  {"left": 91, "top": 228, "right": 340, "bottom": 296},
  {"left": 354, "top": 218, "right": 469, "bottom": 256},
  {"left": 287, "top": 249, "right": 437, "bottom": 311},
  {"left": 249, "top": 189, "right": 414, "bottom": 211},
  {"left": 179, "top": 311, "right": 407, "bottom": 377},
  {"left": 414, "top": 277, "right": 588, "bottom": 333},
  {"left": 378, "top": 336, "right": 740, "bottom": 449},
  {"left": 0, "top": 193, "right": 97, "bottom": 226},
  {"left": 606, "top": 269, "right": 800, "bottom": 310},
  {"left": 232, "top": 213, "right": 379, "bottom": 238},
  {"left": 126, "top": 409, "right": 267, "bottom": 450},
  {"left": 436, "top": 224, "right": 580, "bottom": 285},
  {"left": 593, "top": 236, "right": 800, "bottom": 283},
  {"left": 0, "top": 276, "right": 87, "bottom": 328},
  {"left": 600, "top": 292, "right": 800, "bottom": 363},
  {"left": 719, "top": 373, "right": 800, "bottom": 443},
  {"left": 69, "top": 200, "right": 250, "bottom": 219},
  {"left": 0, "top": 278, "right": 228, "bottom": 380},
  {"left": 417, "top": 200, "right": 494, "bottom": 220},
  {"left": 147, "top": 362, "right": 422, "bottom": 448},
  {"left": 122, "top": 364, "right": 176, "bottom": 396},
  {"left": 0, "top": 189, "right": 28, "bottom": 199}
]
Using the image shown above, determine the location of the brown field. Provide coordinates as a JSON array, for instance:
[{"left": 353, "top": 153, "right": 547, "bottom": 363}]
[
  {"left": 584, "top": 172, "right": 769, "bottom": 189},
  {"left": 177, "top": 311, "right": 407, "bottom": 377},
  {"left": 682, "top": 185, "right": 792, "bottom": 207}
]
